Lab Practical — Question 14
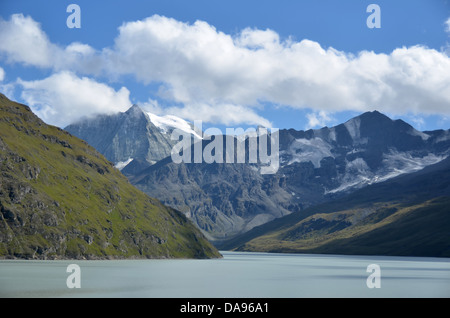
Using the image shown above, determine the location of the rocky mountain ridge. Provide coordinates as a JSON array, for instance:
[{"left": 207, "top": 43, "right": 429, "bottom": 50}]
[{"left": 65, "top": 105, "right": 450, "bottom": 243}]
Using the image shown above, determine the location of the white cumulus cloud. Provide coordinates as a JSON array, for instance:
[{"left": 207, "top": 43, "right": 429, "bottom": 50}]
[
  {"left": 2, "top": 14, "right": 450, "bottom": 128},
  {"left": 164, "top": 102, "right": 272, "bottom": 128},
  {"left": 445, "top": 17, "right": 450, "bottom": 34},
  {"left": 17, "top": 71, "right": 132, "bottom": 127},
  {"left": 104, "top": 15, "right": 450, "bottom": 118},
  {"left": 0, "top": 14, "right": 99, "bottom": 73},
  {"left": 306, "top": 111, "right": 334, "bottom": 130},
  {"left": 0, "top": 14, "right": 55, "bottom": 68}
]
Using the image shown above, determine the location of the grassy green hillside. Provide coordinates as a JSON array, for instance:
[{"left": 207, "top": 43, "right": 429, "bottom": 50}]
[
  {"left": 224, "top": 157, "right": 450, "bottom": 257},
  {"left": 236, "top": 197, "right": 450, "bottom": 257},
  {"left": 0, "top": 93, "right": 221, "bottom": 259}
]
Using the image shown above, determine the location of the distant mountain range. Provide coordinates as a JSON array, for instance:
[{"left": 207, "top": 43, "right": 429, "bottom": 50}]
[
  {"left": 3, "top": 90, "right": 448, "bottom": 258},
  {"left": 0, "top": 94, "right": 220, "bottom": 259},
  {"left": 65, "top": 105, "right": 450, "bottom": 255},
  {"left": 221, "top": 155, "right": 450, "bottom": 257}
]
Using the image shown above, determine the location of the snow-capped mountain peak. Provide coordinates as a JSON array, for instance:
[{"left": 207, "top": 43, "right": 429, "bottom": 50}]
[
  {"left": 279, "top": 110, "right": 450, "bottom": 194},
  {"left": 146, "top": 112, "right": 203, "bottom": 140}
]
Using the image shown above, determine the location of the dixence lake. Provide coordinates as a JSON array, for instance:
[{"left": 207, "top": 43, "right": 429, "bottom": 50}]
[{"left": 1, "top": 251, "right": 449, "bottom": 298}]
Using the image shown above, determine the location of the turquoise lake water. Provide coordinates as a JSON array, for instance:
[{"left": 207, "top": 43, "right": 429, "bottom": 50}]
[{"left": 1, "top": 251, "right": 449, "bottom": 298}]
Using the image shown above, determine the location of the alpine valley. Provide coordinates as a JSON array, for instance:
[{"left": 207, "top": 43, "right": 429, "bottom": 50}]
[{"left": 65, "top": 104, "right": 450, "bottom": 257}]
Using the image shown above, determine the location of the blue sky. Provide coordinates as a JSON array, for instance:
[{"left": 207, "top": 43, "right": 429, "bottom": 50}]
[{"left": 0, "top": 0, "right": 449, "bottom": 132}]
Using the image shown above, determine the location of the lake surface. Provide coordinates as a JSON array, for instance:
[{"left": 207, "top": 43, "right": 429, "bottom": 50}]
[{"left": 1, "top": 251, "right": 449, "bottom": 298}]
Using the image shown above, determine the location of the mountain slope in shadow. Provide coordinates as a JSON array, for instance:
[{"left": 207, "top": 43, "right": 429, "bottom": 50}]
[{"left": 220, "top": 156, "right": 450, "bottom": 257}]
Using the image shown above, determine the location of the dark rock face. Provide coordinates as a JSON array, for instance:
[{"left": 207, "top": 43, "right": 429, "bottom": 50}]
[{"left": 65, "top": 104, "right": 177, "bottom": 166}]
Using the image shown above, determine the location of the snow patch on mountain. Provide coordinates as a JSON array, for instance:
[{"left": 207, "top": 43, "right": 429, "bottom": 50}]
[
  {"left": 325, "top": 151, "right": 447, "bottom": 194},
  {"left": 408, "top": 127, "right": 430, "bottom": 141},
  {"left": 115, "top": 158, "right": 133, "bottom": 170},
  {"left": 346, "top": 157, "right": 371, "bottom": 173},
  {"left": 328, "top": 127, "right": 337, "bottom": 142},
  {"left": 344, "top": 117, "right": 360, "bottom": 139},
  {"left": 147, "top": 112, "right": 203, "bottom": 139},
  {"left": 285, "top": 137, "right": 333, "bottom": 168},
  {"left": 325, "top": 158, "right": 371, "bottom": 194},
  {"left": 379, "top": 151, "right": 445, "bottom": 181},
  {"left": 344, "top": 117, "right": 368, "bottom": 144},
  {"left": 435, "top": 130, "right": 450, "bottom": 143}
]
